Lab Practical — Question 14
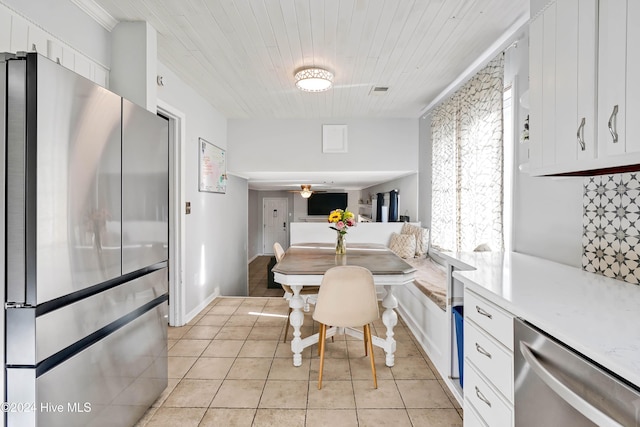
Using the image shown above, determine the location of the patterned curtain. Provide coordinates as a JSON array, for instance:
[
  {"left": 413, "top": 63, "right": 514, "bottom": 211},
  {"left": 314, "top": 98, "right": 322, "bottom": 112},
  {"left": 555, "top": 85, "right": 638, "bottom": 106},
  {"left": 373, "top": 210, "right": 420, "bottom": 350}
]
[
  {"left": 431, "top": 98, "right": 458, "bottom": 252},
  {"left": 430, "top": 55, "right": 504, "bottom": 252}
]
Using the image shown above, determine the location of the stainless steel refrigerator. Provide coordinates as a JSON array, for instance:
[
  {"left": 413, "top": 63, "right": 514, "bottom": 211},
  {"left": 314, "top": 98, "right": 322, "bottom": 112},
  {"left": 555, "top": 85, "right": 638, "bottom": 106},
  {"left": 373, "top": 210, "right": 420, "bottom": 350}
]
[{"left": 1, "top": 52, "right": 169, "bottom": 426}]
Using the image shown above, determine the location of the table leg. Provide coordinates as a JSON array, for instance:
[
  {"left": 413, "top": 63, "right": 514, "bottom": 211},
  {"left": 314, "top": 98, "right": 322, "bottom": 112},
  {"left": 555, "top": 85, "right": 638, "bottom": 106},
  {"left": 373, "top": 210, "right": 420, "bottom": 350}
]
[
  {"left": 381, "top": 285, "right": 398, "bottom": 367},
  {"left": 289, "top": 284, "right": 305, "bottom": 366}
]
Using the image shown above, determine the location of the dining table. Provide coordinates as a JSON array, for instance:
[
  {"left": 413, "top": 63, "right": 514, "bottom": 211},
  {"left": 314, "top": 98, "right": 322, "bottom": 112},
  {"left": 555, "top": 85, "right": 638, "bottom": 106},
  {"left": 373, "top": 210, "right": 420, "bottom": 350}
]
[{"left": 271, "top": 242, "right": 416, "bottom": 367}]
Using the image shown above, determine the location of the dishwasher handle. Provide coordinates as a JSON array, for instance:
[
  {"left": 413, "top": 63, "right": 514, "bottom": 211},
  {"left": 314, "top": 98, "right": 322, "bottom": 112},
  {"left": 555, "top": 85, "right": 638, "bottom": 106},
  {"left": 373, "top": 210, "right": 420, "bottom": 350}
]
[{"left": 519, "top": 341, "right": 624, "bottom": 427}]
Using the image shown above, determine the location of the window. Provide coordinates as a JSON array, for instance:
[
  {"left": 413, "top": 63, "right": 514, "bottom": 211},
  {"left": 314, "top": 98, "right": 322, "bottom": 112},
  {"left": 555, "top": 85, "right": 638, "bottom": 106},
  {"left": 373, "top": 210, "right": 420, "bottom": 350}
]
[{"left": 430, "top": 55, "right": 505, "bottom": 252}]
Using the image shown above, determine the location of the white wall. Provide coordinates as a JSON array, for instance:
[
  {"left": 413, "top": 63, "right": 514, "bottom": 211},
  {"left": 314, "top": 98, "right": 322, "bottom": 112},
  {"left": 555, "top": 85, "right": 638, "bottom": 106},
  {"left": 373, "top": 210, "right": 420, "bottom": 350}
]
[
  {"left": 111, "top": 21, "right": 157, "bottom": 111},
  {"left": 418, "top": 115, "right": 432, "bottom": 228},
  {"left": 290, "top": 222, "right": 414, "bottom": 246},
  {"left": 361, "top": 174, "right": 418, "bottom": 222},
  {"left": 218, "top": 174, "right": 249, "bottom": 296},
  {"left": 248, "top": 190, "right": 261, "bottom": 260},
  {"left": 157, "top": 62, "right": 249, "bottom": 312},
  {"left": 227, "top": 118, "right": 419, "bottom": 176},
  {"left": 1, "top": 0, "right": 111, "bottom": 67},
  {"left": 505, "top": 33, "right": 584, "bottom": 267},
  {"left": 0, "top": 1, "right": 110, "bottom": 86}
]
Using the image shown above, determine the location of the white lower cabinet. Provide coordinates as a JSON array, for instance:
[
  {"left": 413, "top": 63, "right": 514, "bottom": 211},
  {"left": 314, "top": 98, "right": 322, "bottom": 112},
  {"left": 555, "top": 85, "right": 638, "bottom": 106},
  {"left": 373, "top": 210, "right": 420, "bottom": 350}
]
[
  {"left": 465, "top": 321, "right": 513, "bottom": 398},
  {"left": 463, "top": 289, "right": 514, "bottom": 426},
  {"left": 465, "top": 363, "right": 513, "bottom": 426},
  {"left": 464, "top": 398, "right": 488, "bottom": 427}
]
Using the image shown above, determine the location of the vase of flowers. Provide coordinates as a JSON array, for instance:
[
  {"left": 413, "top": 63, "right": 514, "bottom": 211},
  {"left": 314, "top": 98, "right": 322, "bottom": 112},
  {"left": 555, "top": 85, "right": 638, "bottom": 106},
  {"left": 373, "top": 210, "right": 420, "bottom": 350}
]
[
  {"left": 328, "top": 208, "right": 356, "bottom": 254},
  {"left": 335, "top": 232, "right": 346, "bottom": 255}
]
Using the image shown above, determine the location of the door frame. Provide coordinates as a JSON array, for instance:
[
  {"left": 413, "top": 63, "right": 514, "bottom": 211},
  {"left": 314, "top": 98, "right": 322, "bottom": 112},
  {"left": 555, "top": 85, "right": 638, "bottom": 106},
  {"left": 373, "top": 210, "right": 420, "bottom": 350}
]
[
  {"left": 262, "top": 197, "right": 289, "bottom": 254},
  {"left": 157, "top": 99, "right": 186, "bottom": 326}
]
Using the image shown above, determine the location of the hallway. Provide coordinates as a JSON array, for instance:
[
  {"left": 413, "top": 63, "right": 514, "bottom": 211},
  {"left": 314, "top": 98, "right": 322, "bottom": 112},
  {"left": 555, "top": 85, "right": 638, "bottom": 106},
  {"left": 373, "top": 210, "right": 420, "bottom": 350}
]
[{"left": 248, "top": 256, "right": 285, "bottom": 298}]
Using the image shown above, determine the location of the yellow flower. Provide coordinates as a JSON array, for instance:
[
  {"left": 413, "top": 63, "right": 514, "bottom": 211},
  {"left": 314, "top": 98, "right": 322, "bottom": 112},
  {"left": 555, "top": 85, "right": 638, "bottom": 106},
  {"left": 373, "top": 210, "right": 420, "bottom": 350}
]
[{"left": 328, "top": 209, "right": 343, "bottom": 223}]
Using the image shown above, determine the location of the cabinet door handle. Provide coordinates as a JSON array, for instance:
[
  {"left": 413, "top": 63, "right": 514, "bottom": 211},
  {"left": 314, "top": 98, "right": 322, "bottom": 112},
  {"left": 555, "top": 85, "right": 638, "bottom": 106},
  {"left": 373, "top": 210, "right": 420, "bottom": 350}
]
[
  {"left": 577, "top": 117, "right": 586, "bottom": 151},
  {"left": 475, "top": 386, "right": 492, "bottom": 407},
  {"left": 608, "top": 105, "right": 619, "bottom": 144},
  {"left": 475, "top": 305, "right": 493, "bottom": 319},
  {"left": 475, "top": 343, "right": 492, "bottom": 359}
]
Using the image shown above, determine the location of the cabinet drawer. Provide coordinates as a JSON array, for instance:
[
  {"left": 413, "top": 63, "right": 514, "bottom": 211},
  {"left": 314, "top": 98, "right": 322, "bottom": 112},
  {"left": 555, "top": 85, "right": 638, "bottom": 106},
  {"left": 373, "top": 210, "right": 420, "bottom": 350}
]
[
  {"left": 464, "top": 399, "right": 488, "bottom": 427},
  {"left": 465, "top": 320, "right": 514, "bottom": 402},
  {"left": 465, "top": 362, "right": 513, "bottom": 427},
  {"left": 465, "top": 290, "right": 514, "bottom": 350}
]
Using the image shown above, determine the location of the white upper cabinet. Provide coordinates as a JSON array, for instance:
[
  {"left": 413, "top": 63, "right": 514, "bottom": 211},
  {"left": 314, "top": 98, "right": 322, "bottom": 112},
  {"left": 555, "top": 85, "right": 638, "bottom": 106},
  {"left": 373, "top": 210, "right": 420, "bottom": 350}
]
[
  {"left": 597, "top": 0, "right": 640, "bottom": 164},
  {"left": 529, "top": 0, "right": 598, "bottom": 175},
  {"left": 530, "top": 0, "right": 640, "bottom": 175}
]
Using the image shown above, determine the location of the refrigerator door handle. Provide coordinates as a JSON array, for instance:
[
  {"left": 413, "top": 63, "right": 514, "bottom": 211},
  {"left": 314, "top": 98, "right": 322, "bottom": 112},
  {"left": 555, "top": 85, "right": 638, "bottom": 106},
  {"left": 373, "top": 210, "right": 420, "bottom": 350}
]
[
  {"left": 519, "top": 341, "right": 623, "bottom": 427},
  {"left": 6, "top": 57, "right": 28, "bottom": 305}
]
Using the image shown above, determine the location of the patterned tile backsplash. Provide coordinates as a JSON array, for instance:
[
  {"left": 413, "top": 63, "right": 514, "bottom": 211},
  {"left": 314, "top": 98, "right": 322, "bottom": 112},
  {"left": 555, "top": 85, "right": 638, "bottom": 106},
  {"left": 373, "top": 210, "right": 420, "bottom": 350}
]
[{"left": 583, "top": 173, "right": 640, "bottom": 284}]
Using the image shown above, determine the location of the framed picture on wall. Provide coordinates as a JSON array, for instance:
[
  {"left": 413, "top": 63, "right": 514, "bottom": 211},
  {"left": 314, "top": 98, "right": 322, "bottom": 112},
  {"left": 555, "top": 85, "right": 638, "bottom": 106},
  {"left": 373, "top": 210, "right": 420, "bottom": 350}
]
[{"left": 199, "top": 137, "right": 227, "bottom": 193}]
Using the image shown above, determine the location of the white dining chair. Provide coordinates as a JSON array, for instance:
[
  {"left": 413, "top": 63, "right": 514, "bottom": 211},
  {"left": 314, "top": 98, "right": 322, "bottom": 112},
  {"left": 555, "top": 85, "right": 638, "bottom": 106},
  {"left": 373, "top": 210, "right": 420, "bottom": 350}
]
[
  {"left": 312, "top": 265, "right": 380, "bottom": 390},
  {"left": 273, "top": 242, "right": 320, "bottom": 343}
]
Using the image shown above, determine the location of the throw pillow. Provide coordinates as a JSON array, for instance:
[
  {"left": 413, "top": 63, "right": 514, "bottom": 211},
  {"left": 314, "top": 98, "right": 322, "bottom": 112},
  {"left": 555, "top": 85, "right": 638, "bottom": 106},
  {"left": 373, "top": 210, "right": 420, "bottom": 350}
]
[
  {"left": 415, "top": 227, "right": 430, "bottom": 257},
  {"left": 389, "top": 232, "right": 416, "bottom": 259},
  {"left": 400, "top": 223, "right": 430, "bottom": 257},
  {"left": 400, "top": 222, "right": 414, "bottom": 236}
]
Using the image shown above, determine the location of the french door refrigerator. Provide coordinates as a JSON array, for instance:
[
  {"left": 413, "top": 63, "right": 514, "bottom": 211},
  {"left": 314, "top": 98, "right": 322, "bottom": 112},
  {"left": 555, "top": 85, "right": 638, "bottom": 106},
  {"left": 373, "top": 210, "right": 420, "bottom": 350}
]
[{"left": 1, "top": 52, "right": 169, "bottom": 426}]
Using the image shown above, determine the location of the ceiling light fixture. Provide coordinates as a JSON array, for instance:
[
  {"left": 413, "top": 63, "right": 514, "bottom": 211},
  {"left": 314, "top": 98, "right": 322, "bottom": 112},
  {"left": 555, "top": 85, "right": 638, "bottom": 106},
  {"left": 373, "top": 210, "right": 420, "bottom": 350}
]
[
  {"left": 300, "top": 185, "right": 313, "bottom": 198},
  {"left": 294, "top": 67, "right": 334, "bottom": 92}
]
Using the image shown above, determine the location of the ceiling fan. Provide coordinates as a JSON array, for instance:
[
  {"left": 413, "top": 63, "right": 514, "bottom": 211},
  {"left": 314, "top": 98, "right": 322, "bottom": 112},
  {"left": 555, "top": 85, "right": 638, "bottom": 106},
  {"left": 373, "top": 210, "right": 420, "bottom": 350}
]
[{"left": 288, "top": 184, "right": 326, "bottom": 198}]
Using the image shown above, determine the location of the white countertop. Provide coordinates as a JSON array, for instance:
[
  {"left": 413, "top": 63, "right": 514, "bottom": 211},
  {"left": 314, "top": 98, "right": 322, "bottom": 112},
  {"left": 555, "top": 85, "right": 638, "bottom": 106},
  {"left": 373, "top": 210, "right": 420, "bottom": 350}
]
[{"left": 448, "top": 251, "right": 640, "bottom": 389}]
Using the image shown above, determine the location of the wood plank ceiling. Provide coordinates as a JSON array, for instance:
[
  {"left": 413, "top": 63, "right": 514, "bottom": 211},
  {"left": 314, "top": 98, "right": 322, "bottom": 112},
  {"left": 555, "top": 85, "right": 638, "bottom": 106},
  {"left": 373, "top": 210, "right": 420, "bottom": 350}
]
[{"left": 88, "top": 0, "right": 528, "bottom": 119}]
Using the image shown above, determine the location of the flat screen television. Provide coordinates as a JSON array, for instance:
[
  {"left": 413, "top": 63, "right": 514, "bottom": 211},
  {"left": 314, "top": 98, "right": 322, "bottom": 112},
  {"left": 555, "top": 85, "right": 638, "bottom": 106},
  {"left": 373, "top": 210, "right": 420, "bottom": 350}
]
[{"left": 307, "top": 192, "right": 348, "bottom": 216}]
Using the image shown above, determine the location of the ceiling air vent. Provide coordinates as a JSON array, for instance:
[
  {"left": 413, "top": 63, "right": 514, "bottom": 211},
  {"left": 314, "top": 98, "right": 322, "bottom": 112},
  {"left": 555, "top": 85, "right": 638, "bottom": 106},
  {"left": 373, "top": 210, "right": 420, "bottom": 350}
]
[{"left": 369, "top": 86, "right": 389, "bottom": 96}]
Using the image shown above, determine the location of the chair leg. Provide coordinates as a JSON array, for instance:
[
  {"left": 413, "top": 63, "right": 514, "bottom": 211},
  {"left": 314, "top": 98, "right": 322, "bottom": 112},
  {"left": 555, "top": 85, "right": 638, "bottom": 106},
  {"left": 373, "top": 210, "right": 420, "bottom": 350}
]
[
  {"left": 284, "top": 307, "right": 292, "bottom": 343},
  {"left": 320, "top": 326, "right": 334, "bottom": 355},
  {"left": 363, "top": 326, "right": 368, "bottom": 356},
  {"left": 318, "top": 323, "right": 327, "bottom": 390},
  {"left": 364, "top": 324, "right": 377, "bottom": 389}
]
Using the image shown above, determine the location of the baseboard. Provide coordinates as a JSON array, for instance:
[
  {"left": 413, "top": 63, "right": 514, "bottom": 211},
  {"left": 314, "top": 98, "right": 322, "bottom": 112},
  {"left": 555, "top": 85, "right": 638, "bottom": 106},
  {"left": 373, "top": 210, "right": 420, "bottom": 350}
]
[
  {"left": 248, "top": 253, "right": 274, "bottom": 264},
  {"left": 184, "top": 288, "right": 220, "bottom": 324}
]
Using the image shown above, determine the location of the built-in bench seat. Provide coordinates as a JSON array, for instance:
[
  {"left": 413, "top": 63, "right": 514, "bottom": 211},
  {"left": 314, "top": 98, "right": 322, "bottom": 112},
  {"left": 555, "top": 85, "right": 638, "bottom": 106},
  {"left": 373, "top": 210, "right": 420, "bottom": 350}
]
[{"left": 404, "top": 257, "right": 447, "bottom": 311}]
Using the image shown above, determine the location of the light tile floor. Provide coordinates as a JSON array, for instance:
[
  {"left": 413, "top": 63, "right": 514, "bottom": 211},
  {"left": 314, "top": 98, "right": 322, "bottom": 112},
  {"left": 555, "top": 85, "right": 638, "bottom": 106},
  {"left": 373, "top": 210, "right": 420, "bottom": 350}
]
[{"left": 135, "top": 257, "right": 463, "bottom": 426}]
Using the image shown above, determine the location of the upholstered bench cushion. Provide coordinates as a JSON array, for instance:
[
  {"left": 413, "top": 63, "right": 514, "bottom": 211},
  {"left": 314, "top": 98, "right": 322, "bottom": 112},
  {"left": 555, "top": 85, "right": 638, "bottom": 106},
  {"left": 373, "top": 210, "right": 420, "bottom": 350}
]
[{"left": 405, "top": 257, "right": 447, "bottom": 311}]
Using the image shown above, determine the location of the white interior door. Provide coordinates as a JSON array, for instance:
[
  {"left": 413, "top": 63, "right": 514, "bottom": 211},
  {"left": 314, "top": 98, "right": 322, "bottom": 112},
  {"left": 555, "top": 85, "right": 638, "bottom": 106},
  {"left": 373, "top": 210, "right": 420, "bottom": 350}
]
[{"left": 263, "top": 198, "right": 288, "bottom": 254}]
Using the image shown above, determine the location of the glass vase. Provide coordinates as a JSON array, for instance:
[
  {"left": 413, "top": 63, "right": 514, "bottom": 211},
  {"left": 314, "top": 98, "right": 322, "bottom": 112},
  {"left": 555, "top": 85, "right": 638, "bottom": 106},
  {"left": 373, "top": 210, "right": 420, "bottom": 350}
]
[{"left": 335, "top": 233, "right": 346, "bottom": 255}]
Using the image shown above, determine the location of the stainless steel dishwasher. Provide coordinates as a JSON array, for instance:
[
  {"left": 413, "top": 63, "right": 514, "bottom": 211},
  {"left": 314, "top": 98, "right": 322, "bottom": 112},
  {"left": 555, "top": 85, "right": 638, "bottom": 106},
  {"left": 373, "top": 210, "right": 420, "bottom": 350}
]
[{"left": 514, "top": 318, "right": 640, "bottom": 426}]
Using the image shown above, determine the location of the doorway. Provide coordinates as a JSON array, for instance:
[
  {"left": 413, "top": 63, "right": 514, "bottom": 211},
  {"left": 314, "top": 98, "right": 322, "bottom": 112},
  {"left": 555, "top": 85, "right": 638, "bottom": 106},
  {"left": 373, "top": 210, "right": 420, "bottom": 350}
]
[
  {"left": 263, "top": 197, "right": 289, "bottom": 254},
  {"left": 157, "top": 100, "right": 186, "bottom": 326}
]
